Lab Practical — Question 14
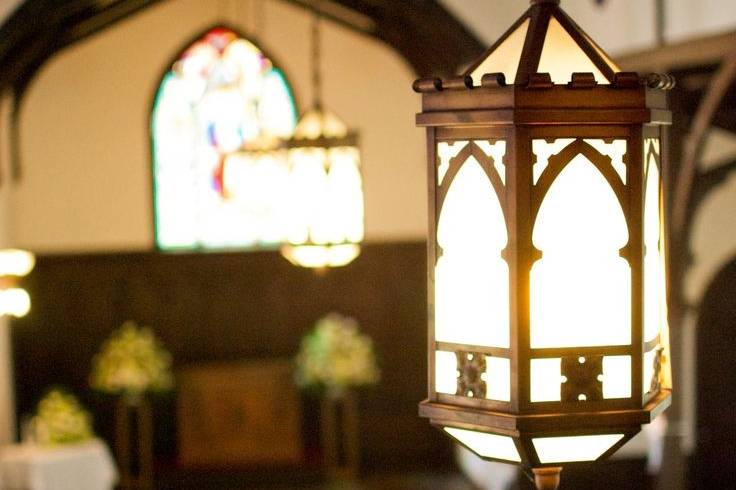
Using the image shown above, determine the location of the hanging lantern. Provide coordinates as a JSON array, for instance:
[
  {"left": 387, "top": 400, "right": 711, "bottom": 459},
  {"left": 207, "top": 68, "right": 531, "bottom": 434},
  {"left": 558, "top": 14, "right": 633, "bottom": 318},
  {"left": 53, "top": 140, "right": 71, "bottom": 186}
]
[
  {"left": 414, "top": 1, "right": 674, "bottom": 488},
  {"left": 281, "top": 3, "right": 364, "bottom": 269},
  {"left": 0, "top": 249, "right": 35, "bottom": 318}
]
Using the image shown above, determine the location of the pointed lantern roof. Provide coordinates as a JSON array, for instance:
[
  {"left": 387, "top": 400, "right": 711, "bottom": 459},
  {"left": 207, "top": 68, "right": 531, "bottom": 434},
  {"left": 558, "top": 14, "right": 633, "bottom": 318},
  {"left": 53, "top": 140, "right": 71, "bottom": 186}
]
[{"left": 465, "top": 0, "right": 620, "bottom": 86}]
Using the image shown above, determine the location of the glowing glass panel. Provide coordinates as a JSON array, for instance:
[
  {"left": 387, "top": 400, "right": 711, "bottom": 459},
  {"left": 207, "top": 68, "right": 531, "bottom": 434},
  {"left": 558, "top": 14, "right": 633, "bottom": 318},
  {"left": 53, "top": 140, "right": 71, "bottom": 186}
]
[
  {"left": 485, "top": 356, "right": 511, "bottom": 402},
  {"left": 531, "top": 152, "right": 630, "bottom": 348},
  {"left": 580, "top": 28, "right": 621, "bottom": 73},
  {"left": 531, "top": 358, "right": 562, "bottom": 402},
  {"left": 152, "top": 27, "right": 298, "bottom": 250},
  {"left": 284, "top": 146, "right": 364, "bottom": 245},
  {"left": 470, "top": 19, "right": 530, "bottom": 86},
  {"left": 435, "top": 351, "right": 458, "bottom": 395},
  {"left": 435, "top": 153, "right": 509, "bottom": 348},
  {"left": 533, "top": 434, "right": 624, "bottom": 463},
  {"left": 538, "top": 18, "right": 607, "bottom": 84},
  {"left": 602, "top": 355, "right": 631, "bottom": 399},
  {"left": 444, "top": 427, "right": 521, "bottom": 462},
  {"left": 644, "top": 142, "right": 663, "bottom": 343}
]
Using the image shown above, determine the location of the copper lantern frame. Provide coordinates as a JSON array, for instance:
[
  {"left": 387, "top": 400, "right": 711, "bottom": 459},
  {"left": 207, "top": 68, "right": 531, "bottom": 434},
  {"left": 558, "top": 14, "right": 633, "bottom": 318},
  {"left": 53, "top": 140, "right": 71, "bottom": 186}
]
[{"left": 415, "top": 0, "right": 673, "bottom": 487}]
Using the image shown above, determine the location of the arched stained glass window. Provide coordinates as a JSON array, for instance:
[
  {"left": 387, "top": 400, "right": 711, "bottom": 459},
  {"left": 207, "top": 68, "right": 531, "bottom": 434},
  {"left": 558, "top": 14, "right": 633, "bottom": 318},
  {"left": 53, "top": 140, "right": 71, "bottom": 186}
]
[{"left": 152, "top": 27, "right": 298, "bottom": 250}]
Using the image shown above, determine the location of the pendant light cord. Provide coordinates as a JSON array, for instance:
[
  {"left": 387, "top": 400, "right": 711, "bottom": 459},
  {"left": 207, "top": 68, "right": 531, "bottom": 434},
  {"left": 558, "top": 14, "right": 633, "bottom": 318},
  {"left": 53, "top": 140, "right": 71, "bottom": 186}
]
[{"left": 311, "top": 0, "right": 323, "bottom": 110}]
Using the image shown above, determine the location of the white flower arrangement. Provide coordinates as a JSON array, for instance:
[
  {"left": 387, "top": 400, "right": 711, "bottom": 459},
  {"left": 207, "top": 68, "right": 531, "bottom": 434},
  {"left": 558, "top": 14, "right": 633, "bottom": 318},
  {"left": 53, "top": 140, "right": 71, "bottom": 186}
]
[
  {"left": 90, "top": 321, "right": 173, "bottom": 397},
  {"left": 295, "top": 313, "right": 380, "bottom": 396},
  {"left": 31, "top": 389, "right": 93, "bottom": 445}
]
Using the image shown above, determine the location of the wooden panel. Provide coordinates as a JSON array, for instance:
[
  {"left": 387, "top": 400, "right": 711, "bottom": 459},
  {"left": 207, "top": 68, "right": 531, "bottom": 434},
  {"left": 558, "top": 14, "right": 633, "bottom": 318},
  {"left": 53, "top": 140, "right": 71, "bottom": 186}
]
[
  {"left": 177, "top": 360, "right": 302, "bottom": 467},
  {"left": 11, "top": 242, "right": 452, "bottom": 473}
]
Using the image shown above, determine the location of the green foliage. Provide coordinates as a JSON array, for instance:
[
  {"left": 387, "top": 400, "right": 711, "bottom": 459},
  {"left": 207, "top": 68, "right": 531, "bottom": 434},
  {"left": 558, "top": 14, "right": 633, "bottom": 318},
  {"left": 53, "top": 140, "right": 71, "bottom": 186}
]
[
  {"left": 295, "top": 313, "right": 380, "bottom": 397},
  {"left": 32, "top": 389, "right": 93, "bottom": 445},
  {"left": 90, "top": 321, "right": 173, "bottom": 396}
]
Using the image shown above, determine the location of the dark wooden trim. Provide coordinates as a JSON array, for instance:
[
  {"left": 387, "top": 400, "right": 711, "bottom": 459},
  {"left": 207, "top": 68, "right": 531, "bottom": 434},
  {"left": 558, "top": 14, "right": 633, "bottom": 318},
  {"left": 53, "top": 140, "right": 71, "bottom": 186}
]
[
  {"left": 435, "top": 342, "right": 510, "bottom": 358},
  {"left": 427, "top": 127, "right": 438, "bottom": 402},
  {"left": 514, "top": 2, "right": 553, "bottom": 85},
  {"left": 512, "top": 125, "right": 533, "bottom": 413},
  {"left": 528, "top": 345, "right": 631, "bottom": 358},
  {"left": 419, "top": 389, "right": 671, "bottom": 433},
  {"left": 417, "top": 109, "right": 659, "bottom": 127},
  {"left": 436, "top": 394, "right": 512, "bottom": 413}
]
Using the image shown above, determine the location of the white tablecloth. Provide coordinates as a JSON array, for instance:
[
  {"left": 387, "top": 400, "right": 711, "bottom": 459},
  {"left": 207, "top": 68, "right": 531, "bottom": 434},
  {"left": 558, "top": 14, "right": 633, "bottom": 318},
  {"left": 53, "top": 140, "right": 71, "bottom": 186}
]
[{"left": 0, "top": 439, "right": 118, "bottom": 490}]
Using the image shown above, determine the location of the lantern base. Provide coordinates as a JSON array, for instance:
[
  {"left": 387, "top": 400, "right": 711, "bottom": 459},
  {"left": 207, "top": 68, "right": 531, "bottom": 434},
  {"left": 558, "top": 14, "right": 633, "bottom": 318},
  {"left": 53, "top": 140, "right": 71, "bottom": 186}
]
[
  {"left": 419, "top": 389, "right": 671, "bottom": 468},
  {"left": 533, "top": 467, "right": 562, "bottom": 490},
  {"left": 421, "top": 388, "right": 670, "bottom": 432}
]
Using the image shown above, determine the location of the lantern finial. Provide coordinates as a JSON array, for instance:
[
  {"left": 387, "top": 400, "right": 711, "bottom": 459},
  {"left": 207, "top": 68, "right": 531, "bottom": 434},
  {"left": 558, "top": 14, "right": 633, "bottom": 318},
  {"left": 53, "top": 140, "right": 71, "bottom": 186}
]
[{"left": 533, "top": 467, "right": 562, "bottom": 490}]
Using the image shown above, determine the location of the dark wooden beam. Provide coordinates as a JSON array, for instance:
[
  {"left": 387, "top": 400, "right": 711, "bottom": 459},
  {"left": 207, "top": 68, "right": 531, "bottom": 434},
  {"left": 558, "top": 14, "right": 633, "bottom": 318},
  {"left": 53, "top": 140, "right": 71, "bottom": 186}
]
[{"left": 0, "top": 0, "right": 483, "bottom": 102}]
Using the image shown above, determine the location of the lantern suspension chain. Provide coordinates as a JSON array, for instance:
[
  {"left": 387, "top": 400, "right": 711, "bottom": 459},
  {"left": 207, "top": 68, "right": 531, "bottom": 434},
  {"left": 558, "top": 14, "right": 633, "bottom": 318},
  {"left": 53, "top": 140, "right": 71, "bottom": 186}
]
[{"left": 311, "top": 0, "right": 323, "bottom": 110}]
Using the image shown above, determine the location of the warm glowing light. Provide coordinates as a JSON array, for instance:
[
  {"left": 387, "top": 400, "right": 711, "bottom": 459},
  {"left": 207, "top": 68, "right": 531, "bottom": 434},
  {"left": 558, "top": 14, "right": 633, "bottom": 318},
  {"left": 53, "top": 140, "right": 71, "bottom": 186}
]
[
  {"left": 435, "top": 145, "right": 509, "bottom": 348},
  {"left": 537, "top": 17, "right": 608, "bottom": 84},
  {"left": 435, "top": 352, "right": 510, "bottom": 401},
  {"left": 0, "top": 249, "right": 35, "bottom": 277},
  {"left": 532, "top": 434, "right": 624, "bottom": 463},
  {"left": 0, "top": 288, "right": 31, "bottom": 318},
  {"left": 643, "top": 148, "right": 663, "bottom": 343},
  {"left": 152, "top": 27, "right": 298, "bottom": 250},
  {"left": 485, "top": 356, "right": 511, "bottom": 402},
  {"left": 444, "top": 427, "right": 521, "bottom": 462},
  {"left": 282, "top": 109, "right": 364, "bottom": 268},
  {"left": 470, "top": 19, "right": 530, "bottom": 85},
  {"left": 435, "top": 351, "right": 458, "bottom": 395},
  {"left": 530, "top": 358, "right": 563, "bottom": 402},
  {"left": 602, "top": 355, "right": 631, "bottom": 399},
  {"left": 293, "top": 108, "right": 348, "bottom": 139},
  {"left": 281, "top": 244, "right": 360, "bottom": 269},
  {"left": 531, "top": 151, "right": 630, "bottom": 348}
]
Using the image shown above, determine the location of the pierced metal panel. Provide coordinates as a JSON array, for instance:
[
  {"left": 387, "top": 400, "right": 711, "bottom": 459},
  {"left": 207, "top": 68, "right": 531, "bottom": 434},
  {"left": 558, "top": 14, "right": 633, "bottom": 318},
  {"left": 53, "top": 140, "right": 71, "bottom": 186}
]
[
  {"left": 561, "top": 355, "right": 603, "bottom": 402},
  {"left": 456, "top": 351, "right": 487, "bottom": 398}
]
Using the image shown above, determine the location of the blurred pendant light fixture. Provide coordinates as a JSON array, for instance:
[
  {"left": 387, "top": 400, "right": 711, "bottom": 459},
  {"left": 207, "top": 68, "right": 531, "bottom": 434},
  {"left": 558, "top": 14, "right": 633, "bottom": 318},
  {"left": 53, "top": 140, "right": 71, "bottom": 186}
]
[
  {"left": 281, "top": 0, "right": 364, "bottom": 269},
  {"left": 0, "top": 249, "right": 35, "bottom": 317},
  {"left": 414, "top": 1, "right": 675, "bottom": 488}
]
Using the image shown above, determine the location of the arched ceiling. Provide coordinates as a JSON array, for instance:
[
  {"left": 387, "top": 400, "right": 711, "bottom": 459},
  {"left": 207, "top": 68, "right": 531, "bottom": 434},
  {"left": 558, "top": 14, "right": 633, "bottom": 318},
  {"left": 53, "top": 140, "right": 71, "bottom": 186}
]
[{"left": 0, "top": 0, "right": 484, "bottom": 101}]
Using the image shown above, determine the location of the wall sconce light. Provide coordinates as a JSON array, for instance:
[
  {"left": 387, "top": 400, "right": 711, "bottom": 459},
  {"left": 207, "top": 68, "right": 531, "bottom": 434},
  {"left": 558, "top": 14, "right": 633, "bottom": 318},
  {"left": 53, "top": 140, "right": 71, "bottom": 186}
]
[
  {"left": 282, "top": 2, "right": 364, "bottom": 270},
  {"left": 0, "top": 249, "right": 35, "bottom": 318},
  {"left": 414, "top": 1, "right": 674, "bottom": 488}
]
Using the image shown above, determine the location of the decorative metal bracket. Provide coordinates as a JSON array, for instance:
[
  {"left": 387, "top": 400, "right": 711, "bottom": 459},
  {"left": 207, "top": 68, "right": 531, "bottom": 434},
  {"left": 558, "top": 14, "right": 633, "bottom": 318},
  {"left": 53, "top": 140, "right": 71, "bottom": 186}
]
[
  {"left": 456, "top": 351, "right": 486, "bottom": 398},
  {"left": 649, "top": 347, "right": 664, "bottom": 393},
  {"left": 561, "top": 355, "right": 603, "bottom": 402}
]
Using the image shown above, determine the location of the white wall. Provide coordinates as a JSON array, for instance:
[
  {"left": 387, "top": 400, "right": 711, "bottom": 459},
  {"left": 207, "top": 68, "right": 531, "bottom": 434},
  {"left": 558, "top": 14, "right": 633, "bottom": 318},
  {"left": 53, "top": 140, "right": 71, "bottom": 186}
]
[
  {"left": 441, "top": 0, "right": 736, "bottom": 58},
  {"left": 12, "top": 0, "right": 426, "bottom": 253}
]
